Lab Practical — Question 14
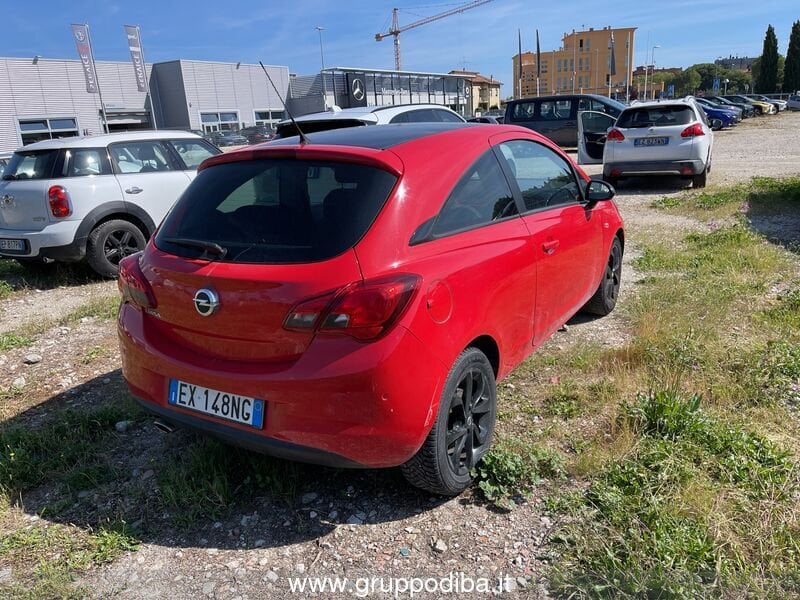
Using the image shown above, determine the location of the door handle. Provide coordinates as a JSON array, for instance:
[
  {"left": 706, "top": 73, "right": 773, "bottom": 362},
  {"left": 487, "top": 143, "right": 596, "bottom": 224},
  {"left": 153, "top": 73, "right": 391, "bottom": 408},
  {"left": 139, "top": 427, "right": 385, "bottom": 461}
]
[
  {"left": 542, "top": 240, "right": 560, "bottom": 254},
  {"left": 125, "top": 186, "right": 143, "bottom": 194}
]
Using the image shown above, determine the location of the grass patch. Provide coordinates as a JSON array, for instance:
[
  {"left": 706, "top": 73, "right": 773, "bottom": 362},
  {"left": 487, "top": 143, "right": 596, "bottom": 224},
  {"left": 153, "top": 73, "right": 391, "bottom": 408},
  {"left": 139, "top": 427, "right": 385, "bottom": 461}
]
[
  {"left": 61, "top": 295, "right": 119, "bottom": 323},
  {"left": 473, "top": 436, "right": 564, "bottom": 509},
  {"left": 158, "top": 437, "right": 301, "bottom": 528},
  {"left": 550, "top": 391, "right": 799, "bottom": 598},
  {"left": 0, "top": 333, "right": 33, "bottom": 352},
  {"left": 0, "top": 402, "right": 137, "bottom": 496},
  {"left": 544, "top": 383, "right": 583, "bottom": 419},
  {"left": 0, "top": 522, "right": 138, "bottom": 598},
  {"left": 651, "top": 176, "right": 800, "bottom": 222},
  {"left": 536, "top": 180, "right": 800, "bottom": 597}
]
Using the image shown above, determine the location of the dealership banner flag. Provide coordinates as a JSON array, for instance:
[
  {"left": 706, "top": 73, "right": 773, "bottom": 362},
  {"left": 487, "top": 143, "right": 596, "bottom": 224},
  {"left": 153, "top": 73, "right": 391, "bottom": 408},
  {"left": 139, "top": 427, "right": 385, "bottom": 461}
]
[
  {"left": 124, "top": 25, "right": 147, "bottom": 92},
  {"left": 70, "top": 24, "right": 98, "bottom": 93},
  {"left": 517, "top": 29, "right": 523, "bottom": 81}
]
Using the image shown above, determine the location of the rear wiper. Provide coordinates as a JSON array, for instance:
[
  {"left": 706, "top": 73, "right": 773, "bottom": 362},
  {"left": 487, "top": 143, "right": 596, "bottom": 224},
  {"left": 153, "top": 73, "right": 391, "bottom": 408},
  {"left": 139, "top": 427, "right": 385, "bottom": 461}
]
[
  {"left": 162, "top": 237, "right": 227, "bottom": 259},
  {"left": 2, "top": 174, "right": 16, "bottom": 181},
  {"left": 627, "top": 122, "right": 656, "bottom": 128}
]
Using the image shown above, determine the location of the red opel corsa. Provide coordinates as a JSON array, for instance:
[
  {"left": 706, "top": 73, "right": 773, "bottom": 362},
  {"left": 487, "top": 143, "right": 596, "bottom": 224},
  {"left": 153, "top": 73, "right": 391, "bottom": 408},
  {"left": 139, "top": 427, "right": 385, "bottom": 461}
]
[{"left": 118, "top": 123, "right": 624, "bottom": 495}]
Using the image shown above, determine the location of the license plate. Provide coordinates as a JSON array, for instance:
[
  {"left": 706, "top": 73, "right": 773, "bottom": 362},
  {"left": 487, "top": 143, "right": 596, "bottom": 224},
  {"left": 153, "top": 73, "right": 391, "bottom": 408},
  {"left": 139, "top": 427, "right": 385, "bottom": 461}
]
[
  {"left": 0, "top": 239, "right": 25, "bottom": 251},
  {"left": 635, "top": 137, "right": 669, "bottom": 147},
  {"left": 168, "top": 380, "right": 264, "bottom": 429}
]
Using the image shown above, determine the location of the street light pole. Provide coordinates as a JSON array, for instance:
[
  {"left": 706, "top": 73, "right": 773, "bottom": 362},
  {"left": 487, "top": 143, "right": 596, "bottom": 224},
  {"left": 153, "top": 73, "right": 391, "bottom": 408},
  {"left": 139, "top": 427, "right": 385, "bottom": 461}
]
[
  {"left": 649, "top": 45, "right": 660, "bottom": 100},
  {"left": 316, "top": 26, "right": 328, "bottom": 109}
]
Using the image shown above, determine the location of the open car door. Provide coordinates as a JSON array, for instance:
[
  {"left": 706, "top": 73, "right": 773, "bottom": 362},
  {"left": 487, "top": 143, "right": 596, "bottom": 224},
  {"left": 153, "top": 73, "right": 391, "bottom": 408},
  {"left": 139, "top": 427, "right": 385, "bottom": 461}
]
[{"left": 577, "top": 111, "right": 618, "bottom": 165}]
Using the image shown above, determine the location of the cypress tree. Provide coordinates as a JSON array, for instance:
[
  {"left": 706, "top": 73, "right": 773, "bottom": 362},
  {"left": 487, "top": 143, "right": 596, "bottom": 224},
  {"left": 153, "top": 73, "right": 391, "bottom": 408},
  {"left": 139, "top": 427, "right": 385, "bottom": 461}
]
[
  {"left": 756, "top": 25, "right": 779, "bottom": 92},
  {"left": 784, "top": 20, "right": 800, "bottom": 94}
]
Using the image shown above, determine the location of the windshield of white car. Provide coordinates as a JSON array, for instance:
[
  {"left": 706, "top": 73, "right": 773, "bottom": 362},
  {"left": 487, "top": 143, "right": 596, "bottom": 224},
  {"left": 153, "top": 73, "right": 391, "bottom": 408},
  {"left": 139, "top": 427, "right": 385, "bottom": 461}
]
[{"left": 617, "top": 106, "right": 694, "bottom": 128}]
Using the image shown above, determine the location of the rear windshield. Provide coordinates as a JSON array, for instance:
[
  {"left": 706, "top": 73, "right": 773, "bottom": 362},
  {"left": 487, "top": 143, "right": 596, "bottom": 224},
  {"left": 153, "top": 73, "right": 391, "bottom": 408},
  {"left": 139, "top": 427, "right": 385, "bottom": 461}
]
[
  {"left": 2, "top": 150, "right": 59, "bottom": 180},
  {"left": 155, "top": 159, "right": 397, "bottom": 264},
  {"left": 617, "top": 105, "right": 694, "bottom": 128},
  {"left": 275, "top": 119, "right": 367, "bottom": 139}
]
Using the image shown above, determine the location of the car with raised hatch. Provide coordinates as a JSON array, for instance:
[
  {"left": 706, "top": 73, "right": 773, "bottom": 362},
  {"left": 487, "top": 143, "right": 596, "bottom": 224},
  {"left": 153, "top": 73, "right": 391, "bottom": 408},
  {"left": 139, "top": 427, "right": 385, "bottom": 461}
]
[
  {"left": 117, "top": 123, "right": 624, "bottom": 495},
  {"left": 0, "top": 131, "right": 220, "bottom": 277}
]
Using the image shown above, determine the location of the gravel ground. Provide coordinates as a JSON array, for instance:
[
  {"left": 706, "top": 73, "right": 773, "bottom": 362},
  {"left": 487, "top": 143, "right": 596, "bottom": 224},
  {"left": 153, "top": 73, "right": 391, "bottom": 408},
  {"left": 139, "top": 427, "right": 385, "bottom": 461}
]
[{"left": 1, "top": 110, "right": 799, "bottom": 599}]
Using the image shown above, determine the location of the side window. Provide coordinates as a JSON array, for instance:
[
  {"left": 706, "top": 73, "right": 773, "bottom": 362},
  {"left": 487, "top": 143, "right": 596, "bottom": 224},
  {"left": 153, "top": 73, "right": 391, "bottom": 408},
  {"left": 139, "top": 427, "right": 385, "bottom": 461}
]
[
  {"left": 170, "top": 139, "right": 219, "bottom": 170},
  {"left": 434, "top": 110, "right": 463, "bottom": 123},
  {"left": 404, "top": 109, "right": 438, "bottom": 123},
  {"left": 110, "top": 142, "right": 173, "bottom": 174},
  {"left": 432, "top": 151, "right": 517, "bottom": 236},
  {"left": 390, "top": 112, "right": 410, "bottom": 124},
  {"left": 498, "top": 140, "right": 582, "bottom": 211},
  {"left": 538, "top": 100, "right": 573, "bottom": 121},
  {"left": 65, "top": 148, "right": 111, "bottom": 177},
  {"left": 511, "top": 101, "right": 536, "bottom": 121}
]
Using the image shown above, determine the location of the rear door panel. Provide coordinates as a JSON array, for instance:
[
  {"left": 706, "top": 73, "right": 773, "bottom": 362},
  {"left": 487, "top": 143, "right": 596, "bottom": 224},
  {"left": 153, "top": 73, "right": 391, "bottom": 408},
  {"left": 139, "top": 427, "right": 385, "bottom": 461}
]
[{"left": 577, "top": 111, "right": 617, "bottom": 165}]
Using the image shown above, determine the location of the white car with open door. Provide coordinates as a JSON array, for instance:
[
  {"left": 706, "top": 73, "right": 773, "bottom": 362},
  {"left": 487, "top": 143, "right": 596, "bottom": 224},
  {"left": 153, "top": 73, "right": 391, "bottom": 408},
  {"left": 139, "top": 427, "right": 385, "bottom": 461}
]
[
  {"left": 576, "top": 110, "right": 618, "bottom": 168},
  {"left": 579, "top": 98, "right": 713, "bottom": 189}
]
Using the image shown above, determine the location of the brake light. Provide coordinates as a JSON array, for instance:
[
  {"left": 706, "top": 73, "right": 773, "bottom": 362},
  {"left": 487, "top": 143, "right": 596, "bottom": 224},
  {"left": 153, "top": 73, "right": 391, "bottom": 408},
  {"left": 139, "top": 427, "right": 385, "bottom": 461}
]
[
  {"left": 680, "top": 123, "right": 705, "bottom": 138},
  {"left": 284, "top": 275, "right": 420, "bottom": 341},
  {"left": 118, "top": 253, "right": 156, "bottom": 309},
  {"left": 48, "top": 185, "right": 71, "bottom": 218},
  {"left": 606, "top": 128, "right": 625, "bottom": 142}
]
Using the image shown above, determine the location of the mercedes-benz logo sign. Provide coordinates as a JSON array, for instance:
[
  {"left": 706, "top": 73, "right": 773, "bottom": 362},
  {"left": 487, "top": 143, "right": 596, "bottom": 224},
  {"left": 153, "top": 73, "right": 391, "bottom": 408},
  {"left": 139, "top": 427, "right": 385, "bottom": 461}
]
[
  {"left": 351, "top": 78, "right": 365, "bottom": 101},
  {"left": 0, "top": 195, "right": 14, "bottom": 208},
  {"left": 193, "top": 288, "right": 220, "bottom": 317}
]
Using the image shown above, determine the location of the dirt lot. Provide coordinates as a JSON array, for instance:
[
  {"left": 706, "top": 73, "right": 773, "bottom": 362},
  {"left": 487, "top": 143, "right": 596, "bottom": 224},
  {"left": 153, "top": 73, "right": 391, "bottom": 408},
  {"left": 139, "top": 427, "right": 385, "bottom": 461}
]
[{"left": 1, "top": 111, "right": 799, "bottom": 599}]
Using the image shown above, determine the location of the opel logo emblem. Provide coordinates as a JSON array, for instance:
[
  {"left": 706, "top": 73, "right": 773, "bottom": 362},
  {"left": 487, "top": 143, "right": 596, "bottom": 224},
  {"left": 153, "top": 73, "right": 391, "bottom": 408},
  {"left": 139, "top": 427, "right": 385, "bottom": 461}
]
[
  {"left": 193, "top": 288, "right": 219, "bottom": 317},
  {"left": 352, "top": 78, "right": 365, "bottom": 101}
]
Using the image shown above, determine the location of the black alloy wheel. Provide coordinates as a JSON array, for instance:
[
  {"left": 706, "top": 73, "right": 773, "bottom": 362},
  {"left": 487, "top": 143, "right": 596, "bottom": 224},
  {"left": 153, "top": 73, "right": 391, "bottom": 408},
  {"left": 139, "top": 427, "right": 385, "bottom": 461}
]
[
  {"left": 401, "top": 348, "right": 497, "bottom": 495},
  {"left": 444, "top": 367, "right": 495, "bottom": 476},
  {"left": 583, "top": 236, "right": 623, "bottom": 316},
  {"left": 87, "top": 219, "right": 147, "bottom": 278}
]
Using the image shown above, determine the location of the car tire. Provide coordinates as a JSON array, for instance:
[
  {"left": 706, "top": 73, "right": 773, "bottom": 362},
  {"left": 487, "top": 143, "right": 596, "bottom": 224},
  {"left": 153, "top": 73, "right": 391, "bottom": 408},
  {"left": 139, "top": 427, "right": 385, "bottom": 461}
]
[
  {"left": 401, "top": 347, "right": 497, "bottom": 496},
  {"left": 86, "top": 219, "right": 147, "bottom": 278},
  {"left": 583, "top": 236, "right": 623, "bottom": 316},
  {"left": 692, "top": 167, "right": 708, "bottom": 189}
]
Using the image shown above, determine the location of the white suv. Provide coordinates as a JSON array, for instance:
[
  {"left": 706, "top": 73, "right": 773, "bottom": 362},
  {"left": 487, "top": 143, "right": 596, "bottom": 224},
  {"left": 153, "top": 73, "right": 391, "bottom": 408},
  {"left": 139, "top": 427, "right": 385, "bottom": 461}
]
[
  {"left": 275, "top": 104, "right": 465, "bottom": 138},
  {"left": 0, "top": 131, "right": 220, "bottom": 277},
  {"left": 601, "top": 98, "right": 713, "bottom": 188}
]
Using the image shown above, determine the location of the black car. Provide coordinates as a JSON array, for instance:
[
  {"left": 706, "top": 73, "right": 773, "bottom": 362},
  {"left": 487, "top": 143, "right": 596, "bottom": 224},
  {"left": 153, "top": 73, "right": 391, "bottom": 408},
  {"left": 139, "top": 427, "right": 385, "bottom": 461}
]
[
  {"left": 504, "top": 94, "right": 625, "bottom": 147},
  {"left": 239, "top": 126, "right": 274, "bottom": 145},
  {"left": 710, "top": 96, "right": 755, "bottom": 118},
  {"left": 467, "top": 116, "right": 500, "bottom": 124},
  {"left": 209, "top": 131, "right": 248, "bottom": 147}
]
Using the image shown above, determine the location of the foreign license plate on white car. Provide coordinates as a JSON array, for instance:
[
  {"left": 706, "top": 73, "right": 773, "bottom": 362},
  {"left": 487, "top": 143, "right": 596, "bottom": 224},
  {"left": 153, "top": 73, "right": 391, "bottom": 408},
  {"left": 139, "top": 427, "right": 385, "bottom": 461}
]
[
  {"left": 168, "top": 380, "right": 264, "bottom": 428},
  {"left": 0, "top": 239, "right": 25, "bottom": 251},
  {"left": 635, "top": 137, "right": 669, "bottom": 147}
]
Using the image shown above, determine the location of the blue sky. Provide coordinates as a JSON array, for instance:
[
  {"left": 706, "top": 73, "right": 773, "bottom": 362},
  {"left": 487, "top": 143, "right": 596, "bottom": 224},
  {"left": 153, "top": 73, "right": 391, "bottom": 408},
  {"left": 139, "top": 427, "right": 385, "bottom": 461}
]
[{"left": 3, "top": 0, "right": 797, "bottom": 96}]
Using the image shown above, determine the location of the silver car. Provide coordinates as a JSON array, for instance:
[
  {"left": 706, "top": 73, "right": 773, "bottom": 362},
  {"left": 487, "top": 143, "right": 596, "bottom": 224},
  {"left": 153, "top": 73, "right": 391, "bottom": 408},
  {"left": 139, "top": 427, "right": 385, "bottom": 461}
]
[{"left": 0, "top": 131, "right": 220, "bottom": 277}]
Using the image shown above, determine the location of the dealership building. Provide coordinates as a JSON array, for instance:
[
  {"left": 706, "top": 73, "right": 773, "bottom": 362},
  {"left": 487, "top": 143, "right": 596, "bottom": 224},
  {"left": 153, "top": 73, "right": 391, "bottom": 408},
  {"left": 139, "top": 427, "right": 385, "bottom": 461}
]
[
  {"left": 0, "top": 57, "right": 472, "bottom": 153},
  {"left": 0, "top": 56, "right": 290, "bottom": 153}
]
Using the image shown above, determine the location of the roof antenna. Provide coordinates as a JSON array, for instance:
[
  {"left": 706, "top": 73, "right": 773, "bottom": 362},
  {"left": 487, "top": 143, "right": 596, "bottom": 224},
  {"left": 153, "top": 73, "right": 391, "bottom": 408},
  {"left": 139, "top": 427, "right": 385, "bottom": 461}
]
[{"left": 258, "top": 60, "right": 309, "bottom": 144}]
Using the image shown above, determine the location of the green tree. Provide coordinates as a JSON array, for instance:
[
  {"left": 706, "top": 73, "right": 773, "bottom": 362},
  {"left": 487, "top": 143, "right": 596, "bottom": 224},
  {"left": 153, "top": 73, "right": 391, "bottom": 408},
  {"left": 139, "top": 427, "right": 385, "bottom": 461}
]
[
  {"left": 784, "top": 20, "right": 800, "bottom": 94},
  {"left": 673, "top": 68, "right": 701, "bottom": 95},
  {"left": 756, "top": 25, "right": 780, "bottom": 92},
  {"left": 752, "top": 54, "right": 785, "bottom": 91}
]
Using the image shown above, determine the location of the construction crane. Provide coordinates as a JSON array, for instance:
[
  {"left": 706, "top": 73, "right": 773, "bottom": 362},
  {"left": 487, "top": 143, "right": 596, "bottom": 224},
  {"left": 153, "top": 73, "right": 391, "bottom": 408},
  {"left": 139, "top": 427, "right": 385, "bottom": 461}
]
[{"left": 375, "top": 1, "right": 494, "bottom": 71}]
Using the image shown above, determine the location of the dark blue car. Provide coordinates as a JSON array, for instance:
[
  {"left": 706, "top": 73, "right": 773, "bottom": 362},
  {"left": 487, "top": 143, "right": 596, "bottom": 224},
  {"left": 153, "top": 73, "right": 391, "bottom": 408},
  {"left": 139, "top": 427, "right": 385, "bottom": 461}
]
[{"left": 700, "top": 105, "right": 737, "bottom": 130}]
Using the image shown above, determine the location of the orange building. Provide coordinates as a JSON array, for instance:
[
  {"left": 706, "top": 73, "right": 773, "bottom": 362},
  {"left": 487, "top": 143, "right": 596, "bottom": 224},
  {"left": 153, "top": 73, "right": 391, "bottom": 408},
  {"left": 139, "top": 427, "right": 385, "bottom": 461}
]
[{"left": 512, "top": 26, "right": 637, "bottom": 98}]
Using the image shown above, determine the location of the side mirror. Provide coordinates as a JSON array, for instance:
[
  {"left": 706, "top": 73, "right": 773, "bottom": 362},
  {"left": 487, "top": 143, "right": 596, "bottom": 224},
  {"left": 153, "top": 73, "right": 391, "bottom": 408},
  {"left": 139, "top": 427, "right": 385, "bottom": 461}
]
[{"left": 585, "top": 179, "right": 615, "bottom": 207}]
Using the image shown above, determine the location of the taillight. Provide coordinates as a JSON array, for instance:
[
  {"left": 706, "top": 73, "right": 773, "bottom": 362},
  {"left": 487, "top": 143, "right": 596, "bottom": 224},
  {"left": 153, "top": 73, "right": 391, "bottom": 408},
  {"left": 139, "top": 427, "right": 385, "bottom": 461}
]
[
  {"left": 284, "top": 275, "right": 420, "bottom": 341},
  {"left": 118, "top": 253, "right": 156, "bottom": 309},
  {"left": 606, "top": 128, "right": 625, "bottom": 142},
  {"left": 48, "top": 185, "right": 71, "bottom": 218},
  {"left": 681, "top": 123, "right": 705, "bottom": 138}
]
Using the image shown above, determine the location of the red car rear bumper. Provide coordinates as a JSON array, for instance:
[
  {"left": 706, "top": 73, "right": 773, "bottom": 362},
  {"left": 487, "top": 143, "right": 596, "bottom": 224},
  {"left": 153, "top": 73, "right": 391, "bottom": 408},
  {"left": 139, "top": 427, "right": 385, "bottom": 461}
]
[{"left": 118, "top": 303, "right": 446, "bottom": 468}]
